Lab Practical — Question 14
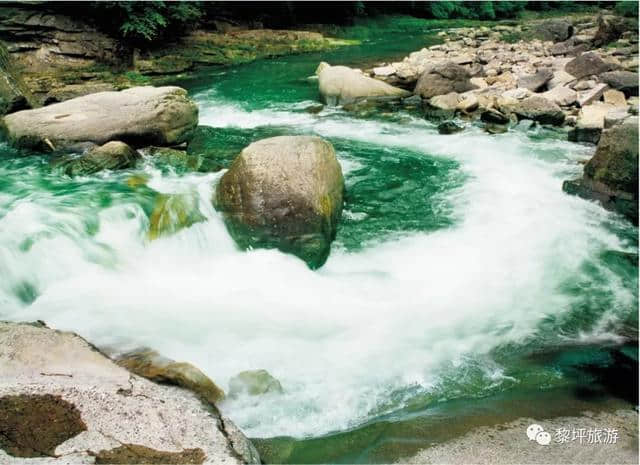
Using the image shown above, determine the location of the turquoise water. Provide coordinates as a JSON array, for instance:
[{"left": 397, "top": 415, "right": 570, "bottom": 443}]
[{"left": 0, "top": 17, "right": 637, "bottom": 463}]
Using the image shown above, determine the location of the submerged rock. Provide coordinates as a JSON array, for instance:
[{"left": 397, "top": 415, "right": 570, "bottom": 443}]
[
  {"left": 437, "top": 121, "right": 464, "bottom": 135},
  {"left": 116, "top": 348, "right": 225, "bottom": 404},
  {"left": 148, "top": 193, "right": 205, "bottom": 240},
  {"left": 0, "top": 321, "right": 258, "bottom": 464},
  {"left": 215, "top": 135, "right": 344, "bottom": 268},
  {"left": 1, "top": 86, "right": 198, "bottom": 151},
  {"left": 229, "top": 370, "right": 283, "bottom": 398},
  {"left": 147, "top": 146, "right": 201, "bottom": 172},
  {"left": 316, "top": 62, "right": 410, "bottom": 105},
  {"left": 62, "top": 141, "right": 140, "bottom": 176},
  {"left": 563, "top": 117, "right": 638, "bottom": 223}
]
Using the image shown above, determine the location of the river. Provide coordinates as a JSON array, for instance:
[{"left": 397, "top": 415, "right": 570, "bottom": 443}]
[{"left": 0, "top": 16, "right": 637, "bottom": 463}]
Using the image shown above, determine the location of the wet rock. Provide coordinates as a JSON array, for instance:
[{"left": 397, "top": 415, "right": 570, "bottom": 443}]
[
  {"left": 147, "top": 146, "right": 201, "bottom": 172},
  {"left": 228, "top": 370, "right": 283, "bottom": 398},
  {"left": 564, "top": 117, "right": 638, "bottom": 223},
  {"left": 0, "top": 321, "right": 259, "bottom": 464},
  {"left": 599, "top": 71, "right": 639, "bottom": 97},
  {"left": 63, "top": 141, "right": 140, "bottom": 176},
  {"left": 565, "top": 52, "right": 614, "bottom": 79},
  {"left": 569, "top": 103, "right": 616, "bottom": 144},
  {"left": 517, "top": 69, "right": 553, "bottom": 92},
  {"left": 0, "top": 394, "right": 86, "bottom": 458},
  {"left": 215, "top": 135, "right": 344, "bottom": 268},
  {"left": 316, "top": 62, "right": 410, "bottom": 105},
  {"left": 148, "top": 193, "right": 206, "bottom": 240},
  {"left": 2, "top": 86, "right": 198, "bottom": 151},
  {"left": 532, "top": 20, "right": 573, "bottom": 43},
  {"left": 414, "top": 62, "right": 476, "bottom": 98},
  {"left": 304, "top": 103, "right": 324, "bottom": 114},
  {"left": 116, "top": 348, "right": 224, "bottom": 404},
  {"left": 499, "top": 95, "right": 565, "bottom": 125},
  {"left": 437, "top": 121, "right": 464, "bottom": 134},
  {"left": 484, "top": 123, "right": 508, "bottom": 134},
  {"left": 456, "top": 94, "right": 479, "bottom": 113},
  {"left": 481, "top": 108, "right": 510, "bottom": 124}
]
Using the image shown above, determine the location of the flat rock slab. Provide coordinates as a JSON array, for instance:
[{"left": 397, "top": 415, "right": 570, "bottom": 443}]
[
  {"left": 0, "top": 322, "right": 258, "bottom": 464},
  {"left": 1, "top": 86, "right": 198, "bottom": 151}
]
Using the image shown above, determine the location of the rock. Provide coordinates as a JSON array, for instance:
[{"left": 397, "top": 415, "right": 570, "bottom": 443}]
[
  {"left": 0, "top": 321, "right": 258, "bottom": 464},
  {"left": 0, "top": 42, "right": 36, "bottom": 115},
  {"left": 437, "top": 121, "right": 464, "bottom": 134},
  {"left": 147, "top": 146, "right": 201, "bottom": 172},
  {"left": 502, "top": 88, "right": 532, "bottom": 100},
  {"left": 542, "top": 85, "right": 578, "bottom": 106},
  {"left": 603, "top": 89, "right": 627, "bottom": 107},
  {"left": 316, "top": 62, "right": 410, "bottom": 105},
  {"left": 228, "top": 370, "right": 283, "bottom": 398},
  {"left": 532, "top": 20, "right": 573, "bottom": 42},
  {"left": 481, "top": 108, "right": 510, "bottom": 124},
  {"left": 599, "top": 71, "right": 639, "bottom": 97},
  {"left": 116, "top": 348, "right": 225, "bottom": 405},
  {"left": 148, "top": 193, "right": 206, "bottom": 240},
  {"left": 414, "top": 62, "right": 476, "bottom": 98},
  {"left": 577, "top": 83, "right": 608, "bottom": 107},
  {"left": 499, "top": 95, "right": 565, "bottom": 125},
  {"left": 548, "top": 70, "right": 577, "bottom": 90},
  {"left": 485, "top": 123, "right": 508, "bottom": 134},
  {"left": 470, "top": 77, "right": 488, "bottom": 89},
  {"left": 569, "top": 103, "right": 616, "bottom": 144},
  {"left": 565, "top": 52, "right": 614, "bottom": 79},
  {"left": 517, "top": 69, "right": 553, "bottom": 92},
  {"left": 304, "top": 103, "right": 324, "bottom": 114},
  {"left": 593, "top": 14, "right": 635, "bottom": 46},
  {"left": 215, "top": 136, "right": 344, "bottom": 268},
  {"left": 457, "top": 94, "right": 479, "bottom": 112},
  {"left": 2, "top": 86, "right": 198, "bottom": 152},
  {"left": 372, "top": 65, "right": 396, "bottom": 77},
  {"left": 604, "top": 108, "right": 630, "bottom": 128},
  {"left": 429, "top": 92, "right": 461, "bottom": 111},
  {"left": 573, "top": 79, "right": 596, "bottom": 91},
  {"left": 62, "top": 141, "right": 140, "bottom": 176},
  {"left": 564, "top": 117, "right": 638, "bottom": 223}
]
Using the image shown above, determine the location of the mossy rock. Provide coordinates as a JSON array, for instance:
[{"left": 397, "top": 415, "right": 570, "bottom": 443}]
[
  {"left": 148, "top": 193, "right": 205, "bottom": 240},
  {"left": 147, "top": 146, "right": 201, "bottom": 172},
  {"left": 229, "top": 369, "right": 283, "bottom": 398},
  {"left": 92, "top": 444, "right": 205, "bottom": 464}
]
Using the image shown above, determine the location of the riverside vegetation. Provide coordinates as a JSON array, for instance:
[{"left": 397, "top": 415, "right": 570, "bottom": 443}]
[{"left": 0, "top": 2, "right": 638, "bottom": 464}]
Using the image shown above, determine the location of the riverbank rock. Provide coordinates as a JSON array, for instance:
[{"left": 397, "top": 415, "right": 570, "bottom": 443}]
[
  {"left": 0, "top": 42, "right": 36, "bottom": 115},
  {"left": 569, "top": 103, "right": 616, "bottom": 144},
  {"left": 599, "top": 70, "right": 639, "bottom": 97},
  {"left": 229, "top": 370, "right": 283, "bottom": 398},
  {"left": 517, "top": 69, "right": 553, "bottom": 92},
  {"left": 563, "top": 117, "right": 638, "bottom": 223},
  {"left": 62, "top": 141, "right": 140, "bottom": 176},
  {"left": 316, "top": 62, "right": 410, "bottom": 105},
  {"left": 0, "top": 321, "right": 259, "bottom": 464},
  {"left": 532, "top": 19, "right": 573, "bottom": 42},
  {"left": 414, "top": 62, "right": 476, "bottom": 98},
  {"left": 499, "top": 95, "right": 565, "bottom": 125},
  {"left": 215, "top": 135, "right": 344, "bottom": 268},
  {"left": 1, "top": 86, "right": 198, "bottom": 151},
  {"left": 565, "top": 52, "right": 614, "bottom": 79}
]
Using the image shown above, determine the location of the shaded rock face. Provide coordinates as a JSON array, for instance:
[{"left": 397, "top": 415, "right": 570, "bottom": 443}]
[
  {"left": 532, "top": 19, "right": 573, "bottom": 42},
  {"left": 0, "top": 43, "right": 36, "bottom": 115},
  {"left": 599, "top": 71, "right": 639, "bottom": 97},
  {"left": 215, "top": 135, "right": 344, "bottom": 268},
  {"left": 593, "top": 14, "right": 635, "bottom": 46},
  {"left": 316, "top": 62, "right": 410, "bottom": 105},
  {"left": 564, "top": 117, "right": 638, "bottom": 224},
  {"left": 414, "top": 62, "right": 475, "bottom": 98},
  {"left": 229, "top": 370, "right": 283, "bottom": 398},
  {"left": 0, "top": 321, "right": 259, "bottom": 464},
  {"left": 437, "top": 121, "right": 464, "bottom": 134},
  {"left": 2, "top": 86, "right": 198, "bottom": 151},
  {"left": 62, "top": 141, "right": 140, "bottom": 176},
  {"left": 565, "top": 52, "right": 614, "bottom": 79}
]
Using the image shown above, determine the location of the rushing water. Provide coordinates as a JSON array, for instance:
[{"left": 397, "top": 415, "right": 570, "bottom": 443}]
[{"left": 0, "top": 17, "right": 637, "bottom": 463}]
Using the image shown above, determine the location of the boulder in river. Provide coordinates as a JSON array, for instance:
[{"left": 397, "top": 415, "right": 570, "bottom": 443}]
[
  {"left": 229, "top": 370, "right": 283, "bottom": 398},
  {"left": 563, "top": 117, "right": 638, "bottom": 224},
  {"left": 414, "top": 62, "right": 476, "bottom": 98},
  {"left": 148, "top": 193, "right": 205, "bottom": 240},
  {"left": 316, "top": 62, "right": 410, "bottom": 105},
  {"left": 61, "top": 141, "right": 140, "bottom": 176},
  {"left": 1, "top": 86, "right": 198, "bottom": 152},
  {"left": 0, "top": 321, "right": 259, "bottom": 464},
  {"left": 215, "top": 135, "right": 344, "bottom": 268}
]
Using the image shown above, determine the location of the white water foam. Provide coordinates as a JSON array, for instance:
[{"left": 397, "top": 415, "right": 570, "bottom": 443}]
[{"left": 1, "top": 94, "right": 635, "bottom": 439}]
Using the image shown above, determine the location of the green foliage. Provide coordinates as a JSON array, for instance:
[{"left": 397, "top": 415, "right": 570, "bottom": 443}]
[
  {"left": 91, "top": 1, "right": 202, "bottom": 43},
  {"left": 615, "top": 1, "right": 638, "bottom": 18}
]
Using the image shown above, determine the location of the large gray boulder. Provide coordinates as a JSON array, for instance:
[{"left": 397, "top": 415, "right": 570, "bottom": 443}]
[
  {"left": 215, "top": 135, "right": 344, "bottom": 268},
  {"left": 316, "top": 62, "right": 410, "bottom": 105},
  {"left": 565, "top": 52, "right": 614, "bottom": 79},
  {"left": 414, "top": 62, "right": 476, "bottom": 98},
  {"left": 1, "top": 86, "right": 198, "bottom": 151},
  {"left": 599, "top": 71, "right": 639, "bottom": 97},
  {"left": 563, "top": 117, "right": 638, "bottom": 224},
  {"left": 532, "top": 19, "right": 574, "bottom": 42},
  {"left": 0, "top": 321, "right": 259, "bottom": 464},
  {"left": 499, "top": 95, "right": 565, "bottom": 125}
]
